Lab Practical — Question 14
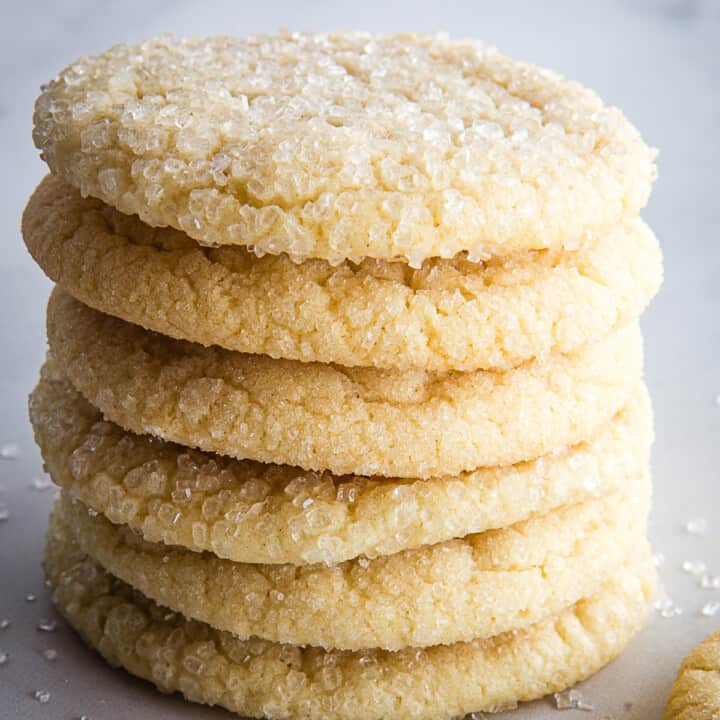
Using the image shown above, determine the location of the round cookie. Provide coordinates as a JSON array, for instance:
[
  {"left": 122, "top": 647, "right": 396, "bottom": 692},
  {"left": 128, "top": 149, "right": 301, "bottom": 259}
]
[
  {"left": 53, "top": 471, "right": 649, "bottom": 650},
  {"left": 46, "top": 288, "right": 644, "bottom": 478},
  {"left": 31, "top": 362, "right": 653, "bottom": 565},
  {"left": 23, "top": 175, "right": 662, "bottom": 372},
  {"left": 33, "top": 33, "right": 656, "bottom": 265},
  {"left": 45, "top": 518, "right": 656, "bottom": 720},
  {"left": 664, "top": 630, "right": 720, "bottom": 720}
]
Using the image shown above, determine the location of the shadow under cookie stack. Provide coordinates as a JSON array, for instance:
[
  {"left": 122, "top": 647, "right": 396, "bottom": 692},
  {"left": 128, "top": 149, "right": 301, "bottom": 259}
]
[{"left": 24, "top": 33, "right": 662, "bottom": 719}]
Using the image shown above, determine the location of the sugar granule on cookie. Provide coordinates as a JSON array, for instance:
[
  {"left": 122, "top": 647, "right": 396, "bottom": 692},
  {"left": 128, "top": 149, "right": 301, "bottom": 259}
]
[
  {"left": 664, "top": 630, "right": 720, "bottom": 719},
  {"left": 52, "top": 475, "right": 649, "bottom": 650},
  {"left": 30, "top": 363, "right": 653, "bottom": 565},
  {"left": 23, "top": 175, "right": 662, "bottom": 372},
  {"left": 45, "top": 516, "right": 656, "bottom": 720},
  {"left": 34, "top": 32, "right": 656, "bottom": 264},
  {"left": 46, "top": 288, "right": 644, "bottom": 478}
]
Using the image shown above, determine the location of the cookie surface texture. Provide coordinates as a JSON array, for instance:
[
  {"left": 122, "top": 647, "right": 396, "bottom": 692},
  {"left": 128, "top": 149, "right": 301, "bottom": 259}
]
[
  {"left": 52, "top": 474, "right": 649, "bottom": 650},
  {"left": 30, "top": 364, "right": 653, "bottom": 565},
  {"left": 33, "top": 33, "right": 656, "bottom": 264},
  {"left": 23, "top": 175, "right": 662, "bottom": 371},
  {"left": 664, "top": 630, "right": 720, "bottom": 720},
  {"left": 45, "top": 512, "right": 656, "bottom": 720},
  {"left": 45, "top": 288, "right": 644, "bottom": 478}
]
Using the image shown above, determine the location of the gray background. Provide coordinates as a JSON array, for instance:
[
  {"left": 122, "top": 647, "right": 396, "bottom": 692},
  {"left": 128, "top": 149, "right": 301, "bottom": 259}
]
[{"left": 1, "top": 0, "right": 719, "bottom": 718}]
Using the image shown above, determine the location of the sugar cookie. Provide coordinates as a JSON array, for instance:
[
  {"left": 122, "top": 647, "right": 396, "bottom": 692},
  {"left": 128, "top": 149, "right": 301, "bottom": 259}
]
[
  {"left": 53, "top": 471, "right": 649, "bottom": 650},
  {"left": 664, "top": 630, "right": 720, "bottom": 720},
  {"left": 33, "top": 33, "right": 655, "bottom": 264},
  {"left": 24, "top": 175, "right": 662, "bottom": 371},
  {"left": 45, "top": 517, "right": 655, "bottom": 720},
  {"left": 46, "top": 288, "right": 643, "bottom": 478},
  {"left": 31, "top": 363, "right": 653, "bottom": 565}
]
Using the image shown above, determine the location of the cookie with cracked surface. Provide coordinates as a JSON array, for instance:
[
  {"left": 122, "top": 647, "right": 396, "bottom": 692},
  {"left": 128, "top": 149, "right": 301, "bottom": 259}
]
[
  {"left": 31, "top": 362, "right": 653, "bottom": 565},
  {"left": 23, "top": 175, "right": 662, "bottom": 372},
  {"left": 33, "top": 32, "right": 655, "bottom": 265},
  {"left": 45, "top": 515, "right": 656, "bottom": 720},
  {"left": 664, "top": 630, "right": 720, "bottom": 720},
  {"left": 46, "top": 288, "right": 644, "bottom": 478},
  {"left": 52, "top": 470, "right": 649, "bottom": 650}
]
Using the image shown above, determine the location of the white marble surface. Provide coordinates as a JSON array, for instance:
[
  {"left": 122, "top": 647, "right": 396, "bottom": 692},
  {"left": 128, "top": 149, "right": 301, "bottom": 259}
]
[{"left": 1, "top": 0, "right": 719, "bottom": 718}]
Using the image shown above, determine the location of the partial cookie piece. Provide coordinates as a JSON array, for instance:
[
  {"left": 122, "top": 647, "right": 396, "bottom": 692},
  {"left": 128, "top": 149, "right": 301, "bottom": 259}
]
[
  {"left": 45, "top": 518, "right": 655, "bottom": 720},
  {"left": 33, "top": 33, "right": 656, "bottom": 264},
  {"left": 23, "top": 175, "right": 662, "bottom": 371},
  {"left": 664, "top": 630, "right": 720, "bottom": 720},
  {"left": 46, "top": 289, "right": 644, "bottom": 478},
  {"left": 31, "top": 363, "right": 653, "bottom": 565},
  {"left": 53, "top": 470, "right": 649, "bottom": 650}
]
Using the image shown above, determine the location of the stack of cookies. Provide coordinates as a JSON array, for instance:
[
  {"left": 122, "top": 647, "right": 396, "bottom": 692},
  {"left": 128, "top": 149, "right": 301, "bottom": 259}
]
[{"left": 24, "top": 33, "right": 662, "bottom": 719}]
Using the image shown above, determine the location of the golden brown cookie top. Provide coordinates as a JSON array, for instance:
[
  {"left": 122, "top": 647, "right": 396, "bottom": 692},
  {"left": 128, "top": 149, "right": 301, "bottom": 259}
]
[
  {"left": 664, "top": 630, "right": 720, "bottom": 720},
  {"left": 34, "top": 32, "right": 655, "bottom": 263}
]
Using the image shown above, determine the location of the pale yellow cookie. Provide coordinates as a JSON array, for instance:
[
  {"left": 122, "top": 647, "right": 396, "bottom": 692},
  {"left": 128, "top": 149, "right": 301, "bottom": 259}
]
[
  {"left": 33, "top": 33, "right": 655, "bottom": 264},
  {"left": 46, "top": 288, "right": 644, "bottom": 478},
  {"left": 53, "top": 466, "right": 649, "bottom": 650},
  {"left": 23, "top": 175, "right": 662, "bottom": 372},
  {"left": 45, "top": 517, "right": 656, "bottom": 720},
  {"left": 664, "top": 630, "right": 720, "bottom": 720},
  {"left": 30, "top": 362, "right": 653, "bottom": 565}
]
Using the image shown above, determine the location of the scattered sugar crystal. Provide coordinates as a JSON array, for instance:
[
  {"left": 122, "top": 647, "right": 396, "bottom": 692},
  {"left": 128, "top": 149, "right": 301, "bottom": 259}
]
[
  {"left": 37, "top": 619, "right": 57, "bottom": 632},
  {"left": 33, "top": 689, "right": 51, "bottom": 703},
  {"left": 469, "top": 713, "right": 487, "bottom": 720},
  {"left": 682, "top": 560, "right": 707, "bottom": 575},
  {"left": 25, "top": 593, "right": 37, "bottom": 602},
  {"left": 554, "top": 689, "right": 589, "bottom": 710},
  {"left": 685, "top": 518, "right": 707, "bottom": 535},
  {"left": 700, "top": 574, "right": 720, "bottom": 589},
  {"left": 0, "top": 651, "right": 8, "bottom": 665},
  {"left": 701, "top": 601, "right": 720, "bottom": 617},
  {"left": 657, "top": 600, "right": 683, "bottom": 618},
  {"left": 30, "top": 476, "right": 53, "bottom": 491},
  {"left": 0, "top": 443, "right": 19, "bottom": 460},
  {"left": 663, "top": 606, "right": 683, "bottom": 618},
  {"left": 555, "top": 692, "right": 575, "bottom": 710},
  {"left": 487, "top": 701, "right": 517, "bottom": 712},
  {"left": 654, "top": 588, "right": 682, "bottom": 618},
  {"left": 0, "top": 506, "right": 9, "bottom": 522},
  {"left": 270, "top": 590, "right": 285, "bottom": 602},
  {"left": 0, "top": 619, "right": 9, "bottom": 630},
  {"left": 653, "top": 552, "right": 665, "bottom": 568},
  {"left": 42, "top": 648, "right": 58, "bottom": 661}
]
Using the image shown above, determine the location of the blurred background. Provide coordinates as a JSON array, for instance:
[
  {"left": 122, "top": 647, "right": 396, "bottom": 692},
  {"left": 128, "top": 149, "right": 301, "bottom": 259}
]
[{"left": 1, "top": 1, "right": 718, "bottom": 718}]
